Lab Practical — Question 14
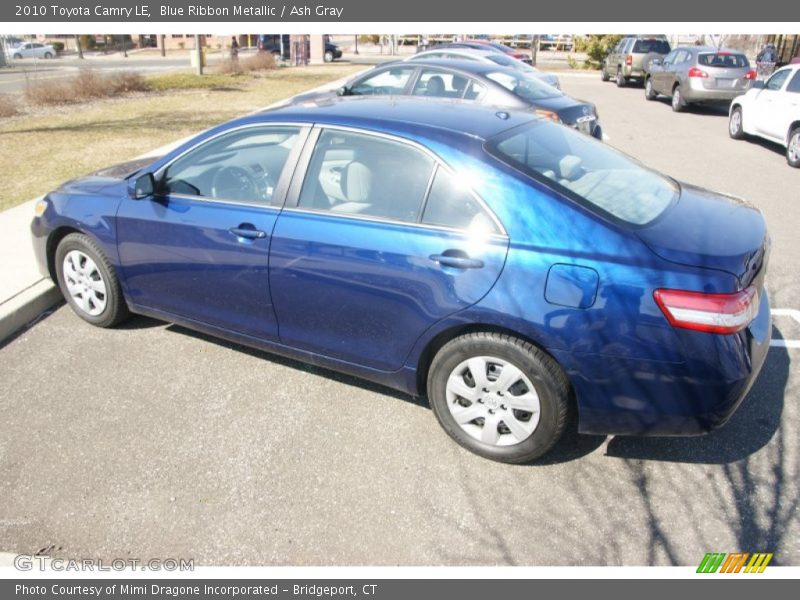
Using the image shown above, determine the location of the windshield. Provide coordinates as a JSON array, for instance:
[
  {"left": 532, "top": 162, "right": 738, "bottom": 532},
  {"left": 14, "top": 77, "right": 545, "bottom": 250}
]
[
  {"left": 486, "top": 121, "right": 678, "bottom": 225},
  {"left": 485, "top": 70, "right": 562, "bottom": 100}
]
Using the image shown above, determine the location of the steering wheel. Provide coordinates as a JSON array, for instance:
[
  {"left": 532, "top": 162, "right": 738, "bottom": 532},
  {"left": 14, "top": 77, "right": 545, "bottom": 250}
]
[{"left": 211, "top": 166, "right": 259, "bottom": 201}]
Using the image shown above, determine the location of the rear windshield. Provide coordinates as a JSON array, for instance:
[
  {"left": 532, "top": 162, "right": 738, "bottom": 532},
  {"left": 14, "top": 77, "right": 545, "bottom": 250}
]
[
  {"left": 698, "top": 53, "right": 750, "bottom": 68},
  {"left": 486, "top": 121, "right": 678, "bottom": 225},
  {"left": 485, "top": 70, "right": 562, "bottom": 100},
  {"left": 633, "top": 39, "right": 671, "bottom": 54}
]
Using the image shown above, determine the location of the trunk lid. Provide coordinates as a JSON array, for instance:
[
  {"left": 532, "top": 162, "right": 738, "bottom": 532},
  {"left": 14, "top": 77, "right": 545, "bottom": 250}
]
[{"left": 636, "top": 183, "right": 768, "bottom": 286}]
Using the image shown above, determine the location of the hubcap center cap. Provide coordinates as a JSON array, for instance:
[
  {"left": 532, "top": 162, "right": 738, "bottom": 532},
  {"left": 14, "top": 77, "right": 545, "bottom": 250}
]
[{"left": 483, "top": 395, "right": 502, "bottom": 410}]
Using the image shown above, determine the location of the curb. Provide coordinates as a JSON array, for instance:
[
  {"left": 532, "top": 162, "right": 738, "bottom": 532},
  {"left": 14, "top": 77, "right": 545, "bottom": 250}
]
[{"left": 0, "top": 66, "right": 366, "bottom": 345}]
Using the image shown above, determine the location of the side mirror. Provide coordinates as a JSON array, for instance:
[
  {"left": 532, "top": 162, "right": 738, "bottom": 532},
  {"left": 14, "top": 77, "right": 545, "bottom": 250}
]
[
  {"left": 751, "top": 80, "right": 765, "bottom": 89},
  {"left": 336, "top": 85, "right": 350, "bottom": 97},
  {"left": 129, "top": 172, "right": 155, "bottom": 199}
]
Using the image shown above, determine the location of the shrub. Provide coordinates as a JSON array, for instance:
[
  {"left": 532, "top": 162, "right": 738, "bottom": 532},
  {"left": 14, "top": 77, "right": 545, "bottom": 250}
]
[
  {"left": 358, "top": 34, "right": 381, "bottom": 45},
  {"left": 50, "top": 41, "right": 65, "bottom": 53},
  {"left": 78, "top": 34, "right": 96, "bottom": 50},
  {"left": 217, "top": 52, "right": 276, "bottom": 75},
  {"left": 24, "top": 70, "right": 150, "bottom": 105},
  {"left": 0, "top": 94, "right": 18, "bottom": 118},
  {"left": 576, "top": 34, "right": 624, "bottom": 67}
]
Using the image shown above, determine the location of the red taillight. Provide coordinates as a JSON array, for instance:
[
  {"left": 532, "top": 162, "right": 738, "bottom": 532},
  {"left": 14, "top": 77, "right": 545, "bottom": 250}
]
[
  {"left": 745, "top": 69, "right": 757, "bottom": 80},
  {"left": 625, "top": 55, "right": 632, "bottom": 65},
  {"left": 653, "top": 287, "right": 758, "bottom": 334},
  {"left": 688, "top": 67, "right": 709, "bottom": 78}
]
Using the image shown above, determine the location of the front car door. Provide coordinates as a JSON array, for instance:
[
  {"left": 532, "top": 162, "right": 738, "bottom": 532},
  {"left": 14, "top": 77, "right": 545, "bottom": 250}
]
[
  {"left": 652, "top": 49, "right": 677, "bottom": 92},
  {"left": 116, "top": 124, "right": 309, "bottom": 341},
  {"left": 348, "top": 65, "right": 418, "bottom": 96},
  {"left": 754, "top": 68, "right": 793, "bottom": 138},
  {"left": 269, "top": 127, "right": 510, "bottom": 371}
]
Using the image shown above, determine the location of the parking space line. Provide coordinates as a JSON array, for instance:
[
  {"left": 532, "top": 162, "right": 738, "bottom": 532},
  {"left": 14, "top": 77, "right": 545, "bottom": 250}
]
[{"left": 771, "top": 308, "right": 800, "bottom": 348}]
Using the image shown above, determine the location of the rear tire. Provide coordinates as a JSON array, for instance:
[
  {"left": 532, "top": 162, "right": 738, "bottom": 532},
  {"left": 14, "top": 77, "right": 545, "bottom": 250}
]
[
  {"left": 615, "top": 68, "right": 627, "bottom": 87},
  {"left": 788, "top": 127, "right": 800, "bottom": 168},
  {"left": 729, "top": 106, "right": 746, "bottom": 140},
  {"left": 55, "top": 233, "right": 130, "bottom": 328},
  {"left": 427, "top": 332, "right": 570, "bottom": 464},
  {"left": 671, "top": 85, "right": 686, "bottom": 112},
  {"left": 644, "top": 77, "right": 657, "bottom": 100}
]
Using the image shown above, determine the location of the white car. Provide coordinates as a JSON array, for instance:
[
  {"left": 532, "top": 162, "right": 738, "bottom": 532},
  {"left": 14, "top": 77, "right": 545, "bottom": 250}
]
[
  {"left": 407, "top": 48, "right": 561, "bottom": 89},
  {"left": 729, "top": 64, "right": 800, "bottom": 167},
  {"left": 10, "top": 42, "right": 56, "bottom": 59}
]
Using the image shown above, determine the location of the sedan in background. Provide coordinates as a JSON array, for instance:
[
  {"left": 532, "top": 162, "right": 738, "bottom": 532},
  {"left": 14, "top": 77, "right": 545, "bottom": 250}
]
[
  {"left": 729, "top": 64, "right": 800, "bottom": 167},
  {"left": 430, "top": 40, "right": 533, "bottom": 64},
  {"left": 31, "top": 97, "right": 771, "bottom": 463},
  {"left": 10, "top": 42, "right": 56, "bottom": 59},
  {"left": 409, "top": 47, "right": 560, "bottom": 89},
  {"left": 294, "top": 60, "right": 601, "bottom": 139},
  {"left": 645, "top": 47, "right": 756, "bottom": 111}
]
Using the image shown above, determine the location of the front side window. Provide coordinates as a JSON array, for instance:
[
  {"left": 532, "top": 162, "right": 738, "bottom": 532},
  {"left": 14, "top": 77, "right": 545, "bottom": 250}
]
[
  {"left": 766, "top": 69, "right": 791, "bottom": 91},
  {"left": 786, "top": 70, "right": 800, "bottom": 94},
  {"left": 297, "top": 129, "right": 434, "bottom": 223},
  {"left": 350, "top": 67, "right": 415, "bottom": 95},
  {"left": 485, "top": 70, "right": 562, "bottom": 101},
  {"left": 487, "top": 121, "right": 678, "bottom": 225},
  {"left": 162, "top": 126, "right": 301, "bottom": 205}
]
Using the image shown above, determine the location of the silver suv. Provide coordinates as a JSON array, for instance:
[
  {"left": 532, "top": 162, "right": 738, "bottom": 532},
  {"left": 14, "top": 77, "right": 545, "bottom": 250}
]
[
  {"left": 645, "top": 47, "right": 756, "bottom": 111},
  {"left": 601, "top": 35, "right": 671, "bottom": 87}
]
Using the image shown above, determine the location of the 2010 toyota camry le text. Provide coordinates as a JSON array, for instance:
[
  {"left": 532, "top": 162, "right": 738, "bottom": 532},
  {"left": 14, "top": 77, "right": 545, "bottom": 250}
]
[{"left": 30, "top": 97, "right": 771, "bottom": 463}]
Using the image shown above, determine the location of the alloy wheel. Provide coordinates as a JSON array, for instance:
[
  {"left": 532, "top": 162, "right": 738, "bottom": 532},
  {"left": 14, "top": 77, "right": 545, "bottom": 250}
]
[
  {"left": 729, "top": 110, "right": 742, "bottom": 136},
  {"left": 445, "top": 356, "right": 541, "bottom": 447},
  {"left": 788, "top": 131, "right": 800, "bottom": 164},
  {"left": 62, "top": 250, "right": 107, "bottom": 316}
]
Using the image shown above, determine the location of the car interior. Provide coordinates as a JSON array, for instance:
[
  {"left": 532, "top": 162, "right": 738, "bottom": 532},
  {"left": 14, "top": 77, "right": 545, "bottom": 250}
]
[{"left": 161, "top": 128, "right": 300, "bottom": 204}]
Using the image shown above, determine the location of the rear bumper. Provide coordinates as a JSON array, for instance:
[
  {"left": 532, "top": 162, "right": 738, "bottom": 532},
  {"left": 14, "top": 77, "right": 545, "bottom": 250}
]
[{"left": 554, "top": 290, "right": 772, "bottom": 436}]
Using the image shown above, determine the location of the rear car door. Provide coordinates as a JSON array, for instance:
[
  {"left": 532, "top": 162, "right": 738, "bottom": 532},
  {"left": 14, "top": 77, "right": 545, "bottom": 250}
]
[
  {"left": 116, "top": 125, "right": 309, "bottom": 341},
  {"left": 269, "top": 127, "right": 509, "bottom": 371}
]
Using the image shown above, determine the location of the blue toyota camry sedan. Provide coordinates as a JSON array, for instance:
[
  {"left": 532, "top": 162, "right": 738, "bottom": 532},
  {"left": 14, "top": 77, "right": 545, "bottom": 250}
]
[{"left": 30, "top": 96, "right": 771, "bottom": 463}]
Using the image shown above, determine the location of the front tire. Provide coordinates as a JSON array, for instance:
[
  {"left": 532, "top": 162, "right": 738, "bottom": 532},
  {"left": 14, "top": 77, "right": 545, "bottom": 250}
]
[
  {"left": 44, "top": 52, "right": 53, "bottom": 59},
  {"left": 600, "top": 65, "right": 610, "bottom": 82},
  {"left": 644, "top": 77, "right": 657, "bottom": 100},
  {"left": 427, "top": 332, "right": 570, "bottom": 464},
  {"left": 324, "top": 50, "right": 334, "bottom": 63},
  {"left": 55, "top": 233, "right": 130, "bottom": 328},
  {"left": 671, "top": 85, "right": 686, "bottom": 112},
  {"left": 787, "top": 127, "right": 800, "bottom": 168},
  {"left": 729, "top": 106, "right": 745, "bottom": 140}
]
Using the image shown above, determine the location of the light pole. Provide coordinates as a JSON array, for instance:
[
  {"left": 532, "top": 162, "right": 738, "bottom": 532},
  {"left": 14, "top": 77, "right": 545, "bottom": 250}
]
[
  {"left": 194, "top": 35, "right": 203, "bottom": 75},
  {"left": 354, "top": 34, "right": 359, "bottom": 55}
]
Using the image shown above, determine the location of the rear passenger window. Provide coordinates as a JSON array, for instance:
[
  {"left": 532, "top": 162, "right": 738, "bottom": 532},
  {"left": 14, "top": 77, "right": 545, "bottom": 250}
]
[
  {"left": 297, "top": 129, "right": 434, "bottom": 223},
  {"left": 412, "top": 69, "right": 474, "bottom": 99},
  {"left": 422, "top": 168, "right": 500, "bottom": 234}
]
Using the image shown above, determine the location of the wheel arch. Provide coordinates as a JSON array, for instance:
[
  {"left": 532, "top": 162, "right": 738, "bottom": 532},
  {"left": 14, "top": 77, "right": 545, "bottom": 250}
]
[
  {"left": 414, "top": 322, "right": 573, "bottom": 401},
  {"left": 45, "top": 226, "right": 85, "bottom": 282},
  {"left": 787, "top": 120, "right": 800, "bottom": 145}
]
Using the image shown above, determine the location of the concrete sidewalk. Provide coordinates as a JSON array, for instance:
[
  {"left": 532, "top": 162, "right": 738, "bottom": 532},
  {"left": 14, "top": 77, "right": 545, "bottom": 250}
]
[{"left": 0, "top": 68, "right": 362, "bottom": 344}]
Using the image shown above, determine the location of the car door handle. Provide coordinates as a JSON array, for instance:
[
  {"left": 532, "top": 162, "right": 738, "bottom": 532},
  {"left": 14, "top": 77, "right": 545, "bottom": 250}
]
[
  {"left": 430, "top": 253, "right": 484, "bottom": 269},
  {"left": 229, "top": 226, "right": 266, "bottom": 240}
]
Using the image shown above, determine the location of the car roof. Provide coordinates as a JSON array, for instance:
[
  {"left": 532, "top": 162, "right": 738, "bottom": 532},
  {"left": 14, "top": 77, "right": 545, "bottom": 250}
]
[
  {"left": 413, "top": 48, "right": 495, "bottom": 58},
  {"left": 690, "top": 46, "right": 747, "bottom": 55},
  {"left": 234, "top": 96, "right": 536, "bottom": 145},
  {"left": 384, "top": 58, "right": 517, "bottom": 78}
]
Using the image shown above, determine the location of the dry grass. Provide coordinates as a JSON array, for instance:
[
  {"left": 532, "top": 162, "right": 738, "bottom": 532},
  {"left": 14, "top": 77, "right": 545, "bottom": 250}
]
[
  {"left": 0, "top": 64, "right": 363, "bottom": 211},
  {"left": 23, "top": 70, "right": 150, "bottom": 106},
  {"left": 217, "top": 52, "right": 277, "bottom": 75},
  {"left": 0, "top": 95, "right": 18, "bottom": 118}
]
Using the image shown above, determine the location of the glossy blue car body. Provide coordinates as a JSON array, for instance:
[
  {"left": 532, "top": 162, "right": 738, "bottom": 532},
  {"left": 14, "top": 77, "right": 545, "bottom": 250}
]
[{"left": 31, "top": 97, "right": 771, "bottom": 437}]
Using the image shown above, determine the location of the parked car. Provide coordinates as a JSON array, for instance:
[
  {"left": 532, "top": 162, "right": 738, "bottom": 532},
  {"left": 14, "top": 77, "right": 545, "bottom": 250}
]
[
  {"left": 729, "top": 64, "right": 800, "bottom": 167},
  {"left": 257, "top": 34, "right": 341, "bottom": 62},
  {"left": 645, "top": 47, "right": 756, "bottom": 111},
  {"left": 294, "top": 60, "right": 601, "bottom": 138},
  {"left": 430, "top": 40, "right": 533, "bottom": 65},
  {"left": 408, "top": 48, "right": 560, "bottom": 89},
  {"left": 10, "top": 41, "right": 56, "bottom": 59},
  {"left": 31, "top": 97, "right": 771, "bottom": 464},
  {"left": 601, "top": 35, "right": 671, "bottom": 86}
]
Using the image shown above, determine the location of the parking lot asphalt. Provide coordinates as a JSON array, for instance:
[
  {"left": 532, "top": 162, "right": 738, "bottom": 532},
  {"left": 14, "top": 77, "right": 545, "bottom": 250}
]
[{"left": 0, "top": 73, "right": 798, "bottom": 566}]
